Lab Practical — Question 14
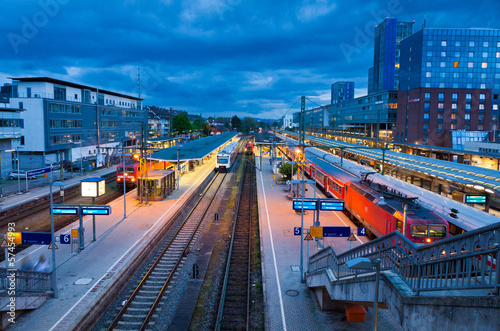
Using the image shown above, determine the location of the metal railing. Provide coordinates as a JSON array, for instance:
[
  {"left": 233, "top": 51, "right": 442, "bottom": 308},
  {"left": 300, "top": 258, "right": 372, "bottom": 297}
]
[
  {"left": 0, "top": 268, "right": 52, "bottom": 294},
  {"left": 308, "top": 222, "right": 500, "bottom": 295}
]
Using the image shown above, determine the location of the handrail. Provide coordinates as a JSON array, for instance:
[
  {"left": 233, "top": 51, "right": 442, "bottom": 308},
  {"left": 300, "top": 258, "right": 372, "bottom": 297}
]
[{"left": 308, "top": 222, "right": 500, "bottom": 295}]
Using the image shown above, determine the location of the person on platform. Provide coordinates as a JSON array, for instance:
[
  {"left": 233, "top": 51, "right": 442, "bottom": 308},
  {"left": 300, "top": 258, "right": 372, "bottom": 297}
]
[{"left": 33, "top": 255, "right": 50, "bottom": 272}]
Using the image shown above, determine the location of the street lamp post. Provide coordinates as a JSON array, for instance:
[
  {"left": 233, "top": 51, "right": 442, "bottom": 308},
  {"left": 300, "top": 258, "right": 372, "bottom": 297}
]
[
  {"left": 16, "top": 146, "right": 24, "bottom": 195},
  {"left": 122, "top": 141, "right": 127, "bottom": 219},
  {"left": 346, "top": 257, "right": 381, "bottom": 331},
  {"left": 49, "top": 181, "right": 65, "bottom": 298}
]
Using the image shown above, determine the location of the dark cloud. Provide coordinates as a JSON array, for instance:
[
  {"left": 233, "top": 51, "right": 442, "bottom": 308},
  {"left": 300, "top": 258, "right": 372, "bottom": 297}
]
[{"left": 0, "top": 0, "right": 498, "bottom": 118}]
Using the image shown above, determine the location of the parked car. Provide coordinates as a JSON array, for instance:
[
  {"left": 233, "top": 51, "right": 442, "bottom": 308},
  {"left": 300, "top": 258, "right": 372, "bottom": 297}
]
[
  {"left": 45, "top": 162, "right": 61, "bottom": 170},
  {"left": 8, "top": 170, "right": 37, "bottom": 180}
]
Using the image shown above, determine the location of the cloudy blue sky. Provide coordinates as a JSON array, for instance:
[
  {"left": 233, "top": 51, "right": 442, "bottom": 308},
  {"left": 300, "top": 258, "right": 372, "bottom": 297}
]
[{"left": 1, "top": 0, "right": 499, "bottom": 119}]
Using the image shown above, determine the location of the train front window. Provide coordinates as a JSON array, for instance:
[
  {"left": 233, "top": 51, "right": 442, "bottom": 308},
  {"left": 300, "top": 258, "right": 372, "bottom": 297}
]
[
  {"left": 217, "top": 157, "right": 228, "bottom": 164},
  {"left": 126, "top": 167, "right": 135, "bottom": 174},
  {"left": 410, "top": 224, "right": 428, "bottom": 238},
  {"left": 428, "top": 225, "right": 447, "bottom": 238},
  {"left": 117, "top": 166, "right": 123, "bottom": 172}
]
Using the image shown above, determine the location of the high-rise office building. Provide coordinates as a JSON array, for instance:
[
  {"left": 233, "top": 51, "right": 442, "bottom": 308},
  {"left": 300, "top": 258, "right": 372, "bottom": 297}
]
[
  {"left": 395, "top": 28, "right": 500, "bottom": 148},
  {"left": 368, "top": 18, "right": 414, "bottom": 94},
  {"left": 331, "top": 82, "right": 354, "bottom": 104}
]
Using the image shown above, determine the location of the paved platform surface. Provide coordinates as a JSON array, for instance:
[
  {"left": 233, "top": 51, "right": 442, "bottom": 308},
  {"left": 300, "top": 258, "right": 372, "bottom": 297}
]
[
  {"left": 255, "top": 153, "right": 403, "bottom": 331},
  {"left": 6, "top": 157, "right": 217, "bottom": 330}
]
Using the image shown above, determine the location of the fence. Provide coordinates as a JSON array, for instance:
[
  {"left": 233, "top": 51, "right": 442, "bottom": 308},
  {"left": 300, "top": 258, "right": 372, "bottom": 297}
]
[{"left": 308, "top": 222, "right": 500, "bottom": 295}]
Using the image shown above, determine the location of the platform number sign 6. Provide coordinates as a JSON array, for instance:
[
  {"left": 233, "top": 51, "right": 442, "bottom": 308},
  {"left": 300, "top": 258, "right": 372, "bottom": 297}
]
[
  {"left": 357, "top": 228, "right": 367, "bottom": 236},
  {"left": 294, "top": 227, "right": 302, "bottom": 236},
  {"left": 60, "top": 234, "right": 71, "bottom": 244}
]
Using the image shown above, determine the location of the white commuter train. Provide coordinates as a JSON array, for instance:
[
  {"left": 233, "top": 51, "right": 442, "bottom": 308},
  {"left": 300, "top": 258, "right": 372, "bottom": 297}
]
[{"left": 216, "top": 141, "right": 239, "bottom": 172}]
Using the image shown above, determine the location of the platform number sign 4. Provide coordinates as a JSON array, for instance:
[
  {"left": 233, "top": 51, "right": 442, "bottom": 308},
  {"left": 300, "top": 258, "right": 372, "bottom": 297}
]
[
  {"left": 60, "top": 234, "right": 71, "bottom": 244},
  {"left": 357, "top": 228, "right": 367, "bottom": 236},
  {"left": 294, "top": 227, "right": 302, "bottom": 236}
]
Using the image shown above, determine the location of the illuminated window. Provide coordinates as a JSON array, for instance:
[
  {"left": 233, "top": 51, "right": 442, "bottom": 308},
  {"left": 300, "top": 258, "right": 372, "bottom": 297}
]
[
  {"left": 455, "top": 52, "right": 460, "bottom": 57},
  {"left": 465, "top": 104, "right": 471, "bottom": 110},
  {"left": 483, "top": 42, "right": 489, "bottom": 47},
  {"left": 452, "top": 103, "right": 457, "bottom": 109},
  {"left": 441, "top": 51, "right": 446, "bottom": 57},
  {"left": 395, "top": 63, "right": 400, "bottom": 68},
  {"left": 466, "top": 94, "right": 472, "bottom": 100},
  {"left": 469, "top": 52, "right": 474, "bottom": 57},
  {"left": 482, "top": 62, "right": 488, "bottom": 68},
  {"left": 438, "top": 103, "right": 444, "bottom": 109},
  {"left": 454, "top": 62, "right": 460, "bottom": 67},
  {"left": 479, "top": 104, "right": 485, "bottom": 110},
  {"left": 480, "top": 94, "right": 485, "bottom": 100},
  {"left": 426, "top": 72, "right": 432, "bottom": 77},
  {"left": 469, "top": 41, "right": 475, "bottom": 47},
  {"left": 483, "top": 52, "right": 488, "bottom": 58},
  {"left": 494, "top": 105, "right": 498, "bottom": 110},
  {"left": 497, "top": 52, "right": 500, "bottom": 58},
  {"left": 481, "top": 84, "right": 486, "bottom": 89},
  {"left": 426, "top": 62, "right": 431, "bottom": 67},
  {"left": 425, "top": 93, "right": 430, "bottom": 101},
  {"left": 440, "top": 62, "right": 446, "bottom": 67},
  {"left": 455, "top": 41, "right": 460, "bottom": 47},
  {"left": 423, "top": 113, "right": 429, "bottom": 120},
  {"left": 451, "top": 124, "right": 456, "bottom": 130},
  {"left": 451, "top": 114, "right": 456, "bottom": 120},
  {"left": 465, "top": 114, "right": 470, "bottom": 120},
  {"left": 468, "top": 62, "right": 474, "bottom": 68},
  {"left": 441, "top": 41, "right": 447, "bottom": 46}
]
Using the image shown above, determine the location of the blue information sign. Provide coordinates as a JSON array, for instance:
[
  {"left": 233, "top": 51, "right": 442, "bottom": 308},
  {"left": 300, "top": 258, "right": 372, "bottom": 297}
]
[
  {"left": 26, "top": 167, "right": 52, "bottom": 177},
  {"left": 319, "top": 200, "right": 344, "bottom": 211},
  {"left": 464, "top": 195, "right": 487, "bottom": 204},
  {"left": 294, "top": 227, "right": 302, "bottom": 236},
  {"left": 81, "top": 205, "right": 111, "bottom": 215},
  {"left": 60, "top": 234, "right": 71, "bottom": 244},
  {"left": 22, "top": 232, "right": 52, "bottom": 245},
  {"left": 292, "top": 199, "right": 317, "bottom": 211},
  {"left": 52, "top": 205, "right": 79, "bottom": 215},
  {"left": 323, "top": 226, "right": 350, "bottom": 237},
  {"left": 357, "top": 228, "right": 367, "bottom": 236}
]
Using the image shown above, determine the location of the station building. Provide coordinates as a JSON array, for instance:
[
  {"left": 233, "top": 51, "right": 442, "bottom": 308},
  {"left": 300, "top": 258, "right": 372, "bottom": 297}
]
[
  {"left": 0, "top": 77, "right": 146, "bottom": 171},
  {"left": 395, "top": 28, "right": 500, "bottom": 148}
]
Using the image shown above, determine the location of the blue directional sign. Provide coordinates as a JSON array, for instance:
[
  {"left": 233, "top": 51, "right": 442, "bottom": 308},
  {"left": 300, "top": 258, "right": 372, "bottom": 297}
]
[
  {"left": 60, "top": 234, "right": 71, "bottom": 244},
  {"left": 323, "top": 226, "right": 351, "bottom": 238},
  {"left": 319, "top": 199, "right": 344, "bottom": 211},
  {"left": 81, "top": 205, "right": 111, "bottom": 215},
  {"left": 26, "top": 167, "right": 52, "bottom": 177},
  {"left": 52, "top": 205, "right": 80, "bottom": 215},
  {"left": 294, "top": 227, "right": 302, "bottom": 236},
  {"left": 292, "top": 199, "right": 317, "bottom": 211},
  {"left": 357, "top": 228, "right": 367, "bottom": 236},
  {"left": 22, "top": 232, "right": 52, "bottom": 245},
  {"left": 464, "top": 195, "right": 487, "bottom": 204}
]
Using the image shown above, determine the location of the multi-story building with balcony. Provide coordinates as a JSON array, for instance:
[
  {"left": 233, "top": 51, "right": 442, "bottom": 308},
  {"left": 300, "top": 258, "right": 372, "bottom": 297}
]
[
  {"left": 395, "top": 28, "right": 500, "bottom": 148},
  {"left": 1, "top": 77, "right": 146, "bottom": 169}
]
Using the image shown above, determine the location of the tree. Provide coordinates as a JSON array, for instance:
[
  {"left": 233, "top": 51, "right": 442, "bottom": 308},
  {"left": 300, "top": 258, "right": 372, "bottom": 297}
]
[
  {"left": 202, "top": 122, "right": 211, "bottom": 136},
  {"left": 231, "top": 115, "right": 242, "bottom": 131},
  {"left": 192, "top": 117, "right": 204, "bottom": 132},
  {"left": 173, "top": 114, "right": 192, "bottom": 134},
  {"left": 278, "top": 162, "right": 297, "bottom": 180},
  {"left": 243, "top": 117, "right": 256, "bottom": 134}
]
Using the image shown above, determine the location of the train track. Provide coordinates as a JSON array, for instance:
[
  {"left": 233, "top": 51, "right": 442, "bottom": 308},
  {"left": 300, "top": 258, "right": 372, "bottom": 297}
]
[
  {"left": 216, "top": 154, "right": 255, "bottom": 330},
  {"left": 0, "top": 172, "right": 117, "bottom": 226},
  {"left": 105, "top": 171, "right": 227, "bottom": 331}
]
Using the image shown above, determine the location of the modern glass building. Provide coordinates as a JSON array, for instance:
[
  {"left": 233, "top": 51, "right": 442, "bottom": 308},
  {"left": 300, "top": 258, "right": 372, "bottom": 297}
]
[
  {"left": 396, "top": 28, "right": 500, "bottom": 148},
  {"left": 331, "top": 82, "right": 354, "bottom": 104},
  {"left": 368, "top": 18, "right": 414, "bottom": 94}
]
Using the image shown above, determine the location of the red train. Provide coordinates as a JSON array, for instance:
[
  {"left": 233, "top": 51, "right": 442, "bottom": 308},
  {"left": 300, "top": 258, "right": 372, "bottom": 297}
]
[
  {"left": 245, "top": 141, "right": 254, "bottom": 155},
  {"left": 117, "top": 160, "right": 173, "bottom": 188},
  {"left": 300, "top": 150, "right": 449, "bottom": 244}
]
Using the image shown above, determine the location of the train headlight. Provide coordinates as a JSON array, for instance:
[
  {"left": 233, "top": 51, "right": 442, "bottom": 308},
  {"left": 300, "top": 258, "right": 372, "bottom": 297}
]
[
  {"left": 131, "top": 178, "right": 135, "bottom": 182},
  {"left": 425, "top": 238, "right": 431, "bottom": 243}
]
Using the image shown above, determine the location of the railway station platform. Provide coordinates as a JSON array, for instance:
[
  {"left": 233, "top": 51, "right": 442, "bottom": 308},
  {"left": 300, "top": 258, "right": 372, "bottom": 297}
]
[
  {"left": 3, "top": 157, "right": 218, "bottom": 330},
  {"left": 255, "top": 152, "right": 403, "bottom": 330}
]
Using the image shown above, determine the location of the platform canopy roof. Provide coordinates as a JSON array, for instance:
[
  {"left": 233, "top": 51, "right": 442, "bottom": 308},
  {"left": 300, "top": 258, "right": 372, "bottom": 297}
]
[
  {"left": 146, "top": 136, "right": 183, "bottom": 143},
  {"left": 149, "top": 132, "right": 238, "bottom": 162}
]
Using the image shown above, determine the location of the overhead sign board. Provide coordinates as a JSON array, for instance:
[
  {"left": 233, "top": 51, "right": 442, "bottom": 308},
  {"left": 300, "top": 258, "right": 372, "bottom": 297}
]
[
  {"left": 21, "top": 232, "right": 52, "bottom": 245},
  {"left": 52, "top": 205, "right": 80, "bottom": 215},
  {"left": 81, "top": 205, "right": 111, "bottom": 215},
  {"left": 81, "top": 178, "right": 106, "bottom": 197},
  {"left": 319, "top": 200, "right": 344, "bottom": 211},
  {"left": 323, "top": 226, "right": 351, "bottom": 238},
  {"left": 464, "top": 195, "right": 487, "bottom": 204},
  {"left": 310, "top": 226, "right": 351, "bottom": 238},
  {"left": 26, "top": 167, "right": 52, "bottom": 177},
  {"left": 292, "top": 199, "right": 317, "bottom": 211}
]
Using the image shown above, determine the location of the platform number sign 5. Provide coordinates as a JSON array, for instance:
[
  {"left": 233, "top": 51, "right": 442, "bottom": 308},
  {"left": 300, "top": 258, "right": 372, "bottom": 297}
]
[
  {"left": 357, "top": 228, "right": 367, "bottom": 236},
  {"left": 60, "top": 234, "right": 71, "bottom": 244},
  {"left": 294, "top": 227, "right": 302, "bottom": 236}
]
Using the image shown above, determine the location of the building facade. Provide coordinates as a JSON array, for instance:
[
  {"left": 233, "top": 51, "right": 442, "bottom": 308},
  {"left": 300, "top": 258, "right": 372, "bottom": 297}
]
[
  {"left": 329, "top": 91, "right": 398, "bottom": 140},
  {"left": 396, "top": 28, "right": 500, "bottom": 148},
  {"left": 1, "top": 77, "right": 146, "bottom": 169},
  {"left": 331, "top": 82, "right": 354, "bottom": 104},
  {"left": 368, "top": 18, "right": 414, "bottom": 94}
]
